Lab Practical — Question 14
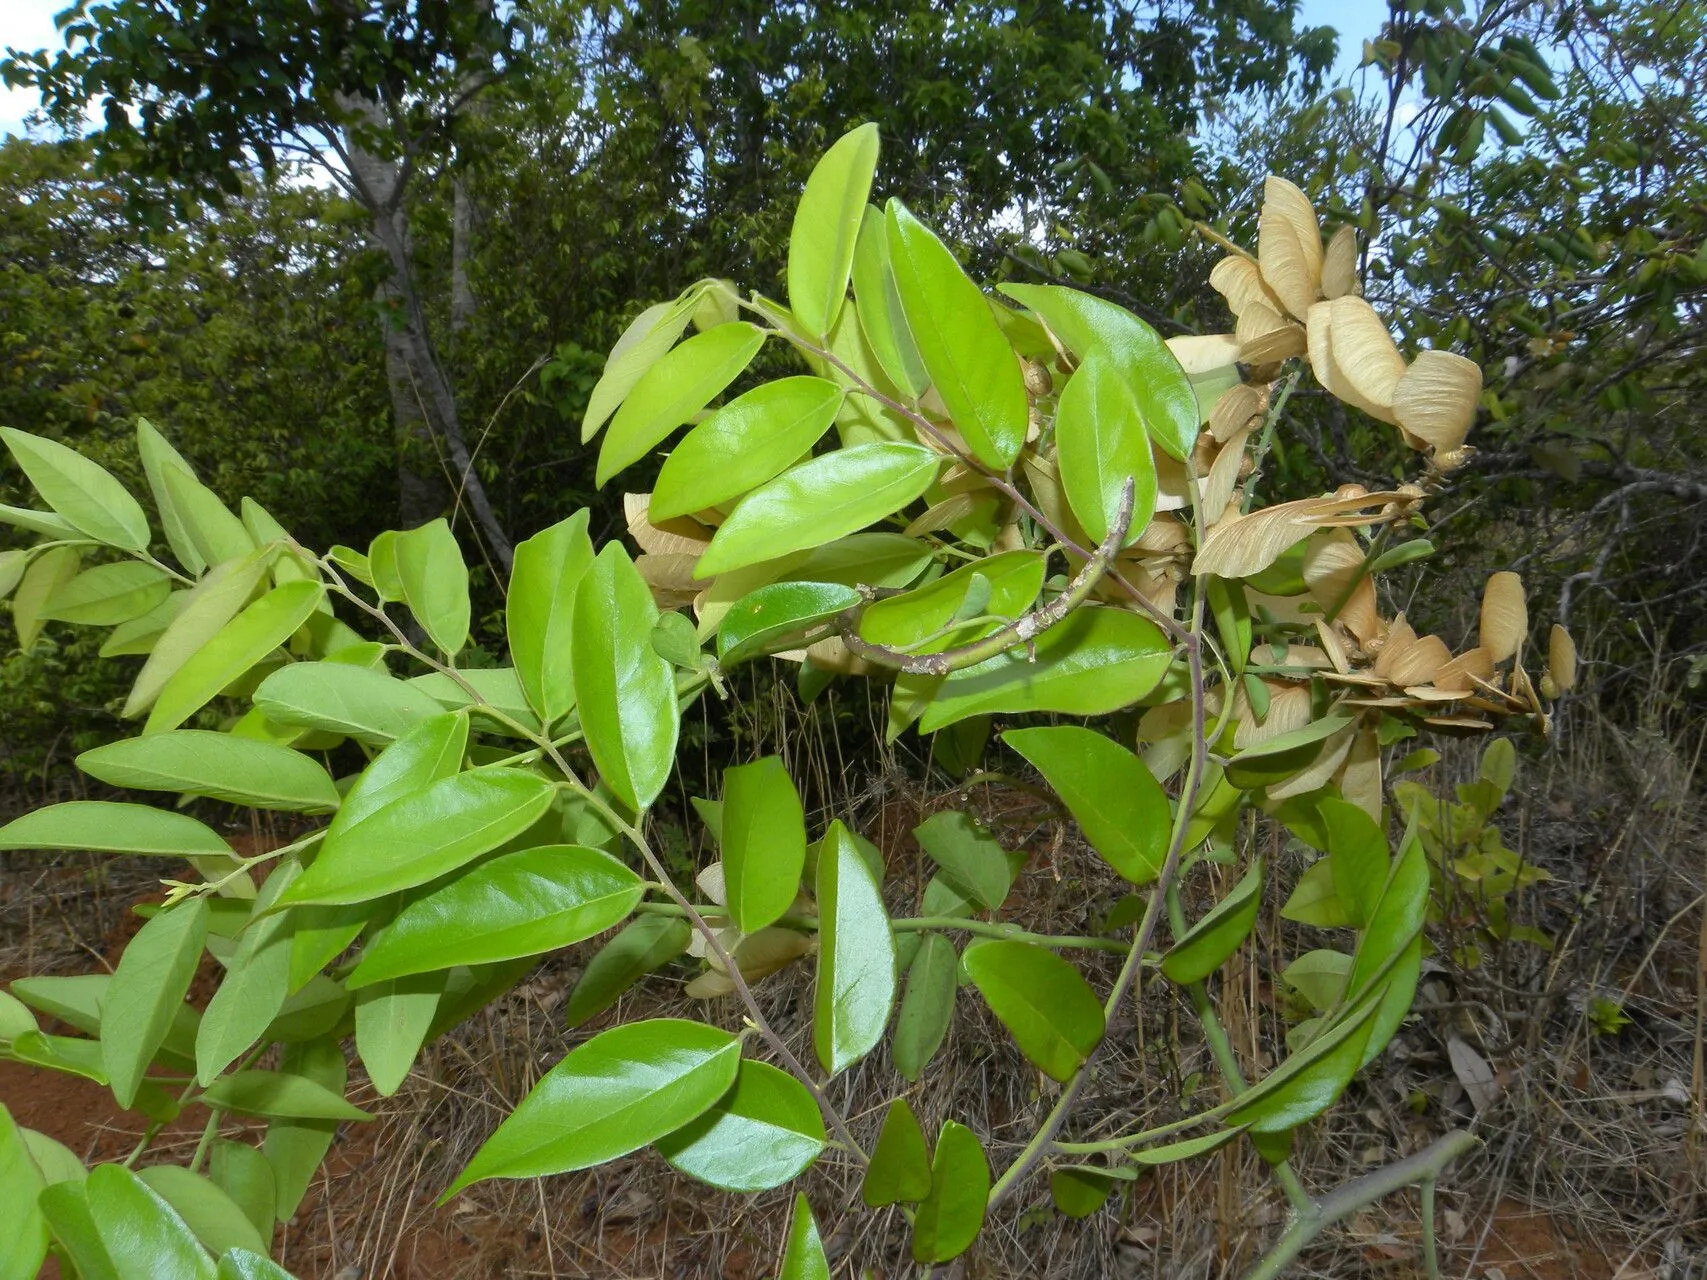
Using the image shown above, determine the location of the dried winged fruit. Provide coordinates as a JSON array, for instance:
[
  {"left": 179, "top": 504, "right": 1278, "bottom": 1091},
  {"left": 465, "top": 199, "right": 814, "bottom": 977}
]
[
  {"left": 1209, "top": 384, "right": 1264, "bottom": 444},
  {"left": 1479, "top": 572, "right": 1528, "bottom": 663},
  {"left": 1321, "top": 226, "right": 1360, "bottom": 300},
  {"left": 1393, "top": 350, "right": 1482, "bottom": 459},
  {"left": 1209, "top": 255, "right": 1278, "bottom": 318},
  {"left": 1326, "top": 297, "right": 1407, "bottom": 414},
  {"left": 1547, "top": 624, "right": 1577, "bottom": 694},
  {"left": 1256, "top": 177, "right": 1323, "bottom": 320}
]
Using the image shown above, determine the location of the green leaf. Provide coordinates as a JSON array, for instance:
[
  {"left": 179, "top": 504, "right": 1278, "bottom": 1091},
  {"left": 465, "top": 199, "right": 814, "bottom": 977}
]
[
  {"left": 447, "top": 1019, "right": 739, "bottom": 1192},
  {"left": 9, "top": 974, "right": 104, "bottom": 1034},
  {"left": 962, "top": 940, "right": 1104, "bottom": 1082},
  {"left": 21, "top": 1128, "right": 83, "bottom": 1186},
  {"left": 596, "top": 322, "right": 766, "bottom": 486},
  {"left": 721, "top": 757, "right": 807, "bottom": 933},
  {"left": 778, "top": 1193, "right": 830, "bottom": 1280},
  {"left": 571, "top": 543, "right": 678, "bottom": 812},
  {"left": 653, "top": 377, "right": 845, "bottom": 521},
  {"left": 38, "top": 1181, "right": 120, "bottom": 1280},
  {"left": 1054, "top": 353, "right": 1160, "bottom": 544},
  {"left": 12, "top": 545, "right": 81, "bottom": 649},
  {"left": 263, "top": 974, "right": 350, "bottom": 1044},
  {"left": 1320, "top": 797, "right": 1388, "bottom": 928},
  {"left": 1161, "top": 859, "right": 1264, "bottom": 985},
  {"left": 582, "top": 293, "right": 701, "bottom": 443},
  {"left": 0, "top": 801, "right": 230, "bottom": 857},
  {"left": 409, "top": 667, "right": 541, "bottom": 736},
  {"left": 885, "top": 201, "right": 1027, "bottom": 470},
  {"left": 78, "top": 732, "right": 340, "bottom": 813},
  {"left": 507, "top": 510, "right": 594, "bottom": 724},
  {"left": 354, "top": 971, "right": 446, "bottom": 1096},
  {"left": 853, "top": 204, "right": 929, "bottom": 396},
  {"left": 912, "top": 811, "right": 1010, "bottom": 909},
  {"left": 133, "top": 1167, "right": 267, "bottom": 1261},
  {"left": 695, "top": 442, "right": 940, "bottom": 579},
  {"left": 862, "top": 1097, "right": 932, "bottom": 1206},
  {"left": 920, "top": 607, "right": 1172, "bottom": 732},
  {"left": 1051, "top": 1166, "right": 1118, "bottom": 1218},
  {"left": 1003, "top": 725, "right": 1171, "bottom": 884},
  {"left": 1210, "top": 578, "right": 1252, "bottom": 676},
  {"left": 197, "top": 867, "right": 297, "bottom": 1084},
  {"left": 206, "top": 1140, "right": 275, "bottom": 1245},
  {"left": 40, "top": 562, "right": 171, "bottom": 625},
  {"left": 84, "top": 1164, "right": 215, "bottom": 1280},
  {"left": 715, "top": 581, "right": 861, "bottom": 666},
  {"left": 393, "top": 518, "right": 470, "bottom": 657},
  {"left": 893, "top": 933, "right": 958, "bottom": 1083},
  {"left": 655, "top": 1058, "right": 825, "bottom": 1191},
  {"left": 367, "top": 530, "right": 403, "bottom": 602},
  {"left": 860, "top": 550, "right": 1045, "bottom": 654},
  {"left": 145, "top": 581, "right": 325, "bottom": 733},
  {"left": 999, "top": 284, "right": 1198, "bottom": 461},
  {"left": 160, "top": 467, "right": 255, "bottom": 570},
  {"left": 1281, "top": 949, "right": 1352, "bottom": 1012},
  {"left": 7, "top": 1031, "right": 112, "bottom": 1083},
  {"left": 349, "top": 845, "right": 643, "bottom": 986},
  {"left": 123, "top": 551, "right": 274, "bottom": 718},
  {"left": 0, "top": 503, "right": 78, "bottom": 539},
  {"left": 1345, "top": 823, "right": 1428, "bottom": 1066},
  {"left": 1225, "top": 997, "right": 1381, "bottom": 1133},
  {"left": 1, "top": 427, "right": 150, "bottom": 551},
  {"left": 253, "top": 661, "right": 445, "bottom": 745},
  {"left": 788, "top": 122, "right": 880, "bottom": 338},
  {"left": 0, "top": 548, "right": 25, "bottom": 600},
  {"left": 136, "top": 418, "right": 205, "bottom": 575},
  {"left": 200, "top": 1070, "right": 371, "bottom": 1122},
  {"left": 813, "top": 820, "right": 896, "bottom": 1076},
  {"left": 262, "top": 1038, "right": 345, "bottom": 1218},
  {"left": 278, "top": 767, "right": 554, "bottom": 907},
  {"left": 1279, "top": 859, "right": 1351, "bottom": 928},
  {"left": 566, "top": 915, "right": 692, "bottom": 1028},
  {"left": 911, "top": 1120, "right": 989, "bottom": 1264},
  {"left": 334, "top": 714, "right": 469, "bottom": 840},
  {"left": 1131, "top": 1126, "right": 1247, "bottom": 1165},
  {"left": 0, "top": 1104, "right": 49, "bottom": 1279},
  {"left": 102, "top": 899, "right": 208, "bottom": 1108},
  {"left": 216, "top": 1249, "right": 296, "bottom": 1280},
  {"left": 101, "top": 589, "right": 189, "bottom": 656}
]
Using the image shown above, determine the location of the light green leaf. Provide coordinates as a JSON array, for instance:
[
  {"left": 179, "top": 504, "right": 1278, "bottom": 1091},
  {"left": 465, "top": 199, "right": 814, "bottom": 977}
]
[
  {"left": 715, "top": 581, "right": 862, "bottom": 666},
  {"left": 253, "top": 661, "right": 445, "bottom": 745},
  {"left": 853, "top": 204, "right": 929, "bottom": 396},
  {"left": 409, "top": 667, "right": 541, "bottom": 736},
  {"left": 1, "top": 427, "right": 150, "bottom": 551},
  {"left": 656, "top": 1059, "right": 825, "bottom": 1191},
  {"left": 200, "top": 1069, "right": 371, "bottom": 1123},
  {"left": 334, "top": 713, "right": 468, "bottom": 836},
  {"left": 278, "top": 767, "right": 554, "bottom": 907},
  {"left": 9, "top": 973, "right": 105, "bottom": 1035},
  {"left": 566, "top": 915, "right": 692, "bottom": 1028},
  {"left": 160, "top": 467, "right": 255, "bottom": 568},
  {"left": 1161, "top": 859, "right": 1265, "bottom": 985},
  {"left": 0, "top": 801, "right": 230, "bottom": 857},
  {"left": 206, "top": 1140, "right": 274, "bottom": 1246},
  {"left": 78, "top": 732, "right": 339, "bottom": 813},
  {"left": 263, "top": 974, "right": 350, "bottom": 1044},
  {"left": 0, "top": 548, "right": 25, "bottom": 600},
  {"left": 354, "top": 971, "right": 446, "bottom": 1096},
  {"left": 653, "top": 377, "right": 844, "bottom": 521},
  {"left": 38, "top": 1181, "right": 120, "bottom": 1280},
  {"left": 571, "top": 544, "right": 679, "bottom": 812},
  {"left": 136, "top": 418, "right": 205, "bottom": 574},
  {"left": 447, "top": 1019, "right": 739, "bottom": 1192},
  {"left": 1225, "top": 997, "right": 1381, "bottom": 1133},
  {"left": 216, "top": 1249, "right": 295, "bottom": 1280},
  {"left": 0, "top": 1103, "right": 49, "bottom": 1279},
  {"left": 1131, "top": 1126, "right": 1247, "bottom": 1165},
  {"left": 40, "top": 562, "right": 170, "bottom": 625},
  {"left": 1050, "top": 1166, "right": 1118, "bottom": 1218},
  {"left": 507, "top": 510, "right": 594, "bottom": 724},
  {"left": 582, "top": 292, "right": 701, "bottom": 444},
  {"left": 394, "top": 518, "right": 469, "bottom": 657},
  {"left": 197, "top": 867, "right": 297, "bottom": 1084},
  {"left": 721, "top": 757, "right": 807, "bottom": 933},
  {"left": 0, "top": 503, "right": 79, "bottom": 538},
  {"left": 1279, "top": 859, "right": 1351, "bottom": 928},
  {"left": 1054, "top": 352, "right": 1160, "bottom": 544},
  {"left": 1321, "top": 797, "right": 1388, "bottom": 928},
  {"left": 1003, "top": 725, "right": 1171, "bottom": 884},
  {"left": 349, "top": 845, "right": 642, "bottom": 986},
  {"left": 101, "top": 589, "right": 189, "bottom": 657},
  {"left": 788, "top": 122, "right": 880, "bottom": 338},
  {"left": 84, "top": 1164, "right": 216, "bottom": 1280},
  {"left": 1280, "top": 949, "right": 1352, "bottom": 1012},
  {"left": 813, "top": 820, "right": 896, "bottom": 1076},
  {"left": 893, "top": 933, "right": 957, "bottom": 1083},
  {"left": 885, "top": 201, "right": 1027, "bottom": 470},
  {"left": 911, "top": 1120, "right": 989, "bottom": 1264},
  {"left": 596, "top": 322, "right": 766, "bottom": 486},
  {"left": 262, "top": 1038, "right": 345, "bottom": 1219},
  {"left": 367, "top": 530, "right": 403, "bottom": 602},
  {"left": 133, "top": 1167, "right": 267, "bottom": 1261},
  {"left": 778, "top": 1193, "right": 830, "bottom": 1280},
  {"left": 1345, "top": 822, "right": 1428, "bottom": 1066},
  {"left": 862, "top": 1097, "right": 931, "bottom": 1206},
  {"left": 21, "top": 1128, "right": 83, "bottom": 1186},
  {"left": 962, "top": 940, "right": 1104, "bottom": 1081},
  {"left": 912, "top": 811, "right": 1010, "bottom": 910},
  {"left": 696, "top": 443, "right": 940, "bottom": 579},
  {"left": 146, "top": 580, "right": 324, "bottom": 733},
  {"left": 102, "top": 899, "right": 208, "bottom": 1108},
  {"left": 12, "top": 545, "right": 80, "bottom": 650},
  {"left": 124, "top": 551, "right": 274, "bottom": 718},
  {"left": 860, "top": 549, "right": 1044, "bottom": 654}
]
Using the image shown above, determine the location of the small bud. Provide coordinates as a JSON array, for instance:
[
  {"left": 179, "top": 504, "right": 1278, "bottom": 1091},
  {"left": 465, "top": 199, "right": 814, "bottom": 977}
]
[{"left": 1023, "top": 360, "right": 1053, "bottom": 397}]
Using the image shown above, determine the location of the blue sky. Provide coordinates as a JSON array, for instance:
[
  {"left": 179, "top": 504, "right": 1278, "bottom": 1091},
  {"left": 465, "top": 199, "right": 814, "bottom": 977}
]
[{"left": 2, "top": 0, "right": 1394, "bottom": 138}]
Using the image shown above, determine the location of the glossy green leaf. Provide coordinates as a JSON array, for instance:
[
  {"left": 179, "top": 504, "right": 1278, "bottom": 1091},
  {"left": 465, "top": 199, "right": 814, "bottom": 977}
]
[
  {"left": 102, "top": 899, "right": 207, "bottom": 1108},
  {"left": 336, "top": 713, "right": 469, "bottom": 835},
  {"left": 1050, "top": 1166, "right": 1117, "bottom": 1218},
  {"left": 84, "top": 1164, "right": 216, "bottom": 1280},
  {"left": 920, "top": 607, "right": 1172, "bottom": 732},
  {"left": 38, "top": 1181, "right": 120, "bottom": 1280},
  {"left": 40, "top": 562, "right": 170, "bottom": 625},
  {"left": 286, "top": 903, "right": 369, "bottom": 996},
  {"left": 350, "top": 845, "right": 643, "bottom": 986},
  {"left": 200, "top": 1069, "right": 371, "bottom": 1122},
  {"left": 1004, "top": 725, "right": 1171, "bottom": 884},
  {"left": 912, "top": 811, "right": 1009, "bottom": 909},
  {"left": 146, "top": 581, "right": 324, "bottom": 733},
  {"left": 695, "top": 442, "right": 939, "bottom": 579},
  {"left": 197, "top": 867, "right": 297, "bottom": 1084},
  {"left": 367, "top": 530, "right": 403, "bottom": 601},
  {"left": 278, "top": 767, "right": 554, "bottom": 907},
  {"left": 788, "top": 122, "right": 880, "bottom": 338},
  {"left": 11, "top": 545, "right": 80, "bottom": 649},
  {"left": 893, "top": 933, "right": 958, "bottom": 1083},
  {"left": 447, "top": 1019, "right": 739, "bottom": 1192},
  {"left": 393, "top": 518, "right": 470, "bottom": 657},
  {"left": 853, "top": 204, "right": 929, "bottom": 396},
  {"left": 136, "top": 418, "right": 206, "bottom": 574},
  {"left": 963, "top": 940, "right": 1104, "bottom": 1081},
  {"left": 583, "top": 293, "right": 702, "bottom": 443},
  {"left": 1000, "top": 284, "right": 1198, "bottom": 461},
  {"left": 653, "top": 377, "right": 844, "bottom": 521},
  {"left": 253, "top": 661, "right": 445, "bottom": 745},
  {"left": 1, "top": 427, "right": 150, "bottom": 551},
  {"left": 1225, "top": 997, "right": 1382, "bottom": 1133},
  {"left": 354, "top": 971, "right": 445, "bottom": 1096},
  {"left": 262, "top": 1038, "right": 345, "bottom": 1219},
  {"left": 507, "top": 510, "right": 594, "bottom": 724},
  {"left": 123, "top": 551, "right": 274, "bottom": 718},
  {"left": 206, "top": 1140, "right": 274, "bottom": 1245},
  {"left": 1279, "top": 859, "right": 1351, "bottom": 928},
  {"left": 1321, "top": 797, "right": 1388, "bottom": 928},
  {"left": 911, "top": 1120, "right": 989, "bottom": 1264},
  {"left": 572, "top": 543, "right": 678, "bottom": 812},
  {"left": 862, "top": 1097, "right": 931, "bottom": 1206},
  {"left": 597, "top": 322, "right": 765, "bottom": 485},
  {"left": 813, "top": 820, "right": 896, "bottom": 1076},
  {"left": 778, "top": 1193, "right": 830, "bottom": 1280},
  {"left": 0, "top": 1103, "right": 49, "bottom": 1279},
  {"left": 216, "top": 1249, "right": 295, "bottom": 1280},
  {"left": 1345, "top": 823, "right": 1429, "bottom": 1066},
  {"left": 721, "top": 757, "right": 807, "bottom": 933},
  {"left": 78, "top": 732, "right": 340, "bottom": 813},
  {"left": 1131, "top": 1125, "right": 1247, "bottom": 1165},
  {"left": 1161, "top": 857, "right": 1265, "bottom": 985},
  {"left": 7, "top": 1030, "right": 112, "bottom": 1083},
  {"left": 656, "top": 1058, "right": 825, "bottom": 1191},
  {"left": 715, "top": 581, "right": 861, "bottom": 665},
  {"left": 1054, "top": 353, "right": 1160, "bottom": 544},
  {"left": 566, "top": 915, "right": 692, "bottom": 1028},
  {"left": 886, "top": 201, "right": 1026, "bottom": 469},
  {"left": 0, "top": 801, "right": 230, "bottom": 857},
  {"left": 133, "top": 1167, "right": 267, "bottom": 1261},
  {"left": 860, "top": 550, "right": 1045, "bottom": 654}
]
